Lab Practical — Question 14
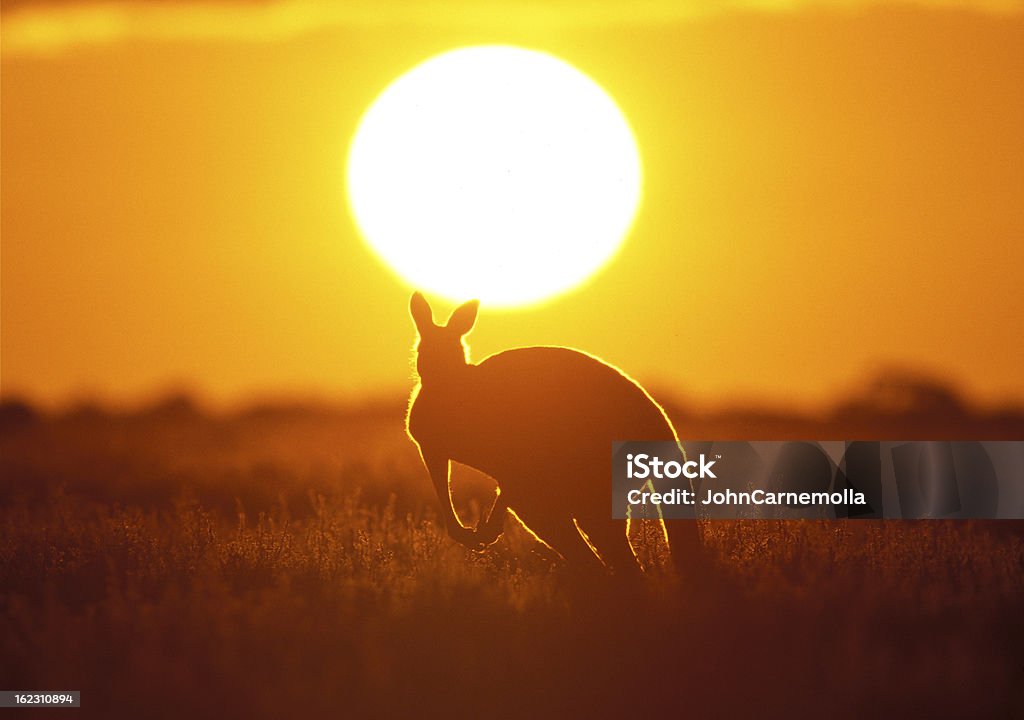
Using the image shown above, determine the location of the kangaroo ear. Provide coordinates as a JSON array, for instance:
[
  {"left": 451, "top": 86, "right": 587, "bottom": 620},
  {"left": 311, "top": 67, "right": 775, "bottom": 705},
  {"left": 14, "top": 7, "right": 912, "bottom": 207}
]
[
  {"left": 409, "top": 292, "right": 434, "bottom": 333},
  {"left": 446, "top": 299, "right": 479, "bottom": 337}
]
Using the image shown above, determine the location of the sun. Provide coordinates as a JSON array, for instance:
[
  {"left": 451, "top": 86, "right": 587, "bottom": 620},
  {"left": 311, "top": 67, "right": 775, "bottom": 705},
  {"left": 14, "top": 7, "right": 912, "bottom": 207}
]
[{"left": 345, "top": 45, "right": 642, "bottom": 308}]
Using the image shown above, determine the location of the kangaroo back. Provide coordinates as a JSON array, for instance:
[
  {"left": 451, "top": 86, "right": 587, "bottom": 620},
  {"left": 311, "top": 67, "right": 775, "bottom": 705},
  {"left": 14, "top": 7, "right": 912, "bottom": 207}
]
[{"left": 421, "top": 347, "right": 674, "bottom": 483}]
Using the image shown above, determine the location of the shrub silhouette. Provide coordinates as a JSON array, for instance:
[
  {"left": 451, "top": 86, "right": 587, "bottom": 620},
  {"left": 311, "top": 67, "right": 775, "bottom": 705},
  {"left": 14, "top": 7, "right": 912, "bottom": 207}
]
[{"left": 405, "top": 292, "right": 702, "bottom": 575}]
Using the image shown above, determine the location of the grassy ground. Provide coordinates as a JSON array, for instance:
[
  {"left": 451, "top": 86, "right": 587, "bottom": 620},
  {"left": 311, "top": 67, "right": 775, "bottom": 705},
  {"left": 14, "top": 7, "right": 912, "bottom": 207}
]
[{"left": 1, "top": 401, "right": 1022, "bottom": 718}]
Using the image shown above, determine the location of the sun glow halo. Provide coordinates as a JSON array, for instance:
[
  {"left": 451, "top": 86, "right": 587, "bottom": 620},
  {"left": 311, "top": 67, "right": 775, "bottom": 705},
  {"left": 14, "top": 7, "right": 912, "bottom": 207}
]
[{"left": 346, "top": 46, "right": 642, "bottom": 308}]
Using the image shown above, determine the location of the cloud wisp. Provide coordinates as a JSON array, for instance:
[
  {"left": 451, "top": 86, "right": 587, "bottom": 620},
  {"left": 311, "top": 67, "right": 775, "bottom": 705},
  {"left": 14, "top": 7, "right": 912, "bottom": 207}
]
[{"left": 3, "top": 0, "right": 1022, "bottom": 56}]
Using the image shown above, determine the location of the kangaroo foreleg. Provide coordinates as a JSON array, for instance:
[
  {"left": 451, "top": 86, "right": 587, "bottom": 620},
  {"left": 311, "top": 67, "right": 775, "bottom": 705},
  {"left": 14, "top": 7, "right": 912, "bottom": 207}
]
[
  {"left": 474, "top": 493, "right": 507, "bottom": 547},
  {"left": 422, "top": 449, "right": 488, "bottom": 550}
]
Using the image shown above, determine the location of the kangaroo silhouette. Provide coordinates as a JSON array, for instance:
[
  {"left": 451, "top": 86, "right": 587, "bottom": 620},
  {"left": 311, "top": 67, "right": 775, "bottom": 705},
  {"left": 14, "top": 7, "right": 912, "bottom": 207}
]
[{"left": 406, "top": 292, "right": 702, "bottom": 574}]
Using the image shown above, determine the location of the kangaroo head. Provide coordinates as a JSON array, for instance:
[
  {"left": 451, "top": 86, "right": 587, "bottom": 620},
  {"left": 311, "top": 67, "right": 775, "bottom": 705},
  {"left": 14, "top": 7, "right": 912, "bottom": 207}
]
[{"left": 409, "top": 292, "right": 479, "bottom": 383}]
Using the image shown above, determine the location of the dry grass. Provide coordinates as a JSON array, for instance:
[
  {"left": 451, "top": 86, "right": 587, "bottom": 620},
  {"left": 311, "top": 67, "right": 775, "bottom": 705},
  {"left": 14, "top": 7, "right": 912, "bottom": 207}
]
[{"left": 1, "top": 405, "right": 1022, "bottom": 718}]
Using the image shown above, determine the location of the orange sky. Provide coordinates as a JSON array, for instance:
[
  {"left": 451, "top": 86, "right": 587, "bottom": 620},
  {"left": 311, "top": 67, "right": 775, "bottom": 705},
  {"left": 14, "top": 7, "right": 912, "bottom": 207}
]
[{"left": 2, "top": 1, "right": 1023, "bottom": 410}]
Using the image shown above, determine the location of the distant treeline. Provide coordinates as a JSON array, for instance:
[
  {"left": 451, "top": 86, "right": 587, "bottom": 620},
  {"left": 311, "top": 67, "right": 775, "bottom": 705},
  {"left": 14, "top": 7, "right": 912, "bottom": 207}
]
[{"left": 2, "top": 369, "right": 1021, "bottom": 439}]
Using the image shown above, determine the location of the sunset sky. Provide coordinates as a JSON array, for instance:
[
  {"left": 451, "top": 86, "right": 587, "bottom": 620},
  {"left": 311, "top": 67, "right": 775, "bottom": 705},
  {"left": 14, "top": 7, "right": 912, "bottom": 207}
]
[{"left": 2, "top": 0, "right": 1022, "bottom": 410}]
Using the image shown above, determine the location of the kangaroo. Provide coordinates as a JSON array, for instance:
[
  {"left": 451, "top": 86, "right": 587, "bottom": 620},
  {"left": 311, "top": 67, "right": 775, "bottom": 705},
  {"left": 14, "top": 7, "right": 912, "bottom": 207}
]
[{"left": 405, "top": 292, "right": 702, "bottom": 574}]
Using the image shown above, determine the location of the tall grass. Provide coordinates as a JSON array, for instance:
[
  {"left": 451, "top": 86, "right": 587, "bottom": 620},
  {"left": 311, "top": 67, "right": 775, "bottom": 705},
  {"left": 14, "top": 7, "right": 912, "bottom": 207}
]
[{"left": 1, "top": 406, "right": 1022, "bottom": 718}]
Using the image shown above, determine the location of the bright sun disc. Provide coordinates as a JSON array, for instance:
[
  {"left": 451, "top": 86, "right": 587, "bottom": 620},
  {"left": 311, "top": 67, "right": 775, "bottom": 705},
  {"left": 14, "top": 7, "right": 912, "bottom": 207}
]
[{"left": 346, "top": 45, "right": 642, "bottom": 308}]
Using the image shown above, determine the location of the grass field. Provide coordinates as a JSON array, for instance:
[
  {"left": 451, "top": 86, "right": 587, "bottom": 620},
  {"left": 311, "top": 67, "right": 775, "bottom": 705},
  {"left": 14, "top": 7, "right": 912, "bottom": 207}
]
[{"left": 1, "top": 391, "right": 1022, "bottom": 718}]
